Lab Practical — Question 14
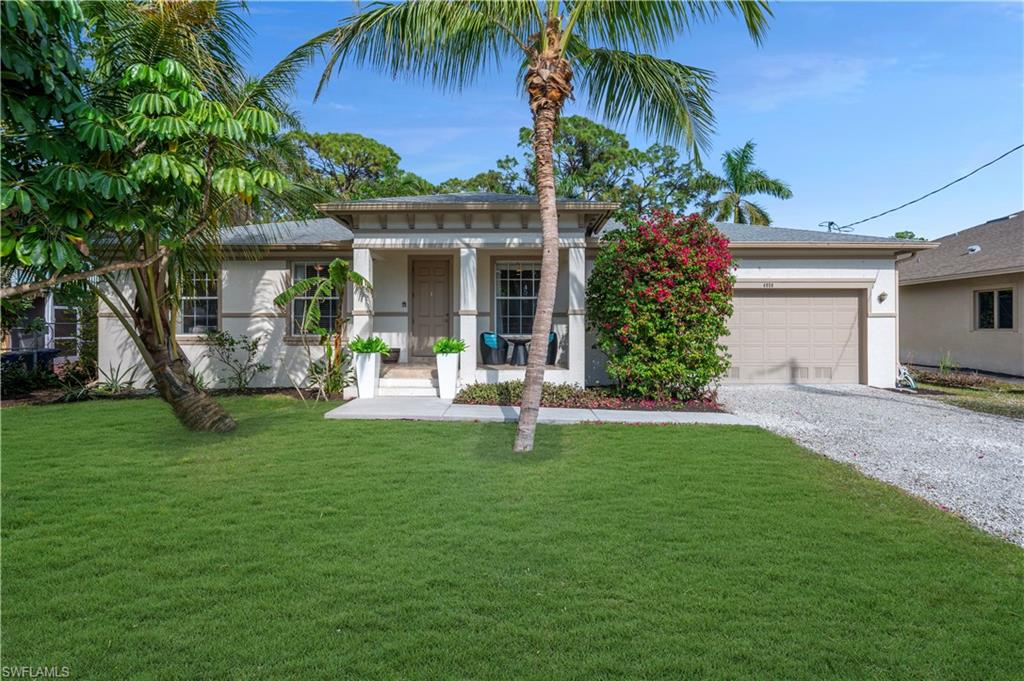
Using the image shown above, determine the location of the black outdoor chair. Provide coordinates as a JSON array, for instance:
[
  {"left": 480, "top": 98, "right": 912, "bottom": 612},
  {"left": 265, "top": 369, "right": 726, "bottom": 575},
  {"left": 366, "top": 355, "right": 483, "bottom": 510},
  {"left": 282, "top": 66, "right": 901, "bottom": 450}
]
[
  {"left": 546, "top": 331, "right": 558, "bottom": 365},
  {"left": 480, "top": 332, "right": 509, "bottom": 365}
]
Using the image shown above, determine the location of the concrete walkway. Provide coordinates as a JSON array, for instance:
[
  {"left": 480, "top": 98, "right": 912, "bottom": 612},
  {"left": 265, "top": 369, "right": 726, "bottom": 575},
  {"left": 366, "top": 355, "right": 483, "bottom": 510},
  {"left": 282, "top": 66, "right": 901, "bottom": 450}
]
[{"left": 324, "top": 397, "right": 751, "bottom": 425}]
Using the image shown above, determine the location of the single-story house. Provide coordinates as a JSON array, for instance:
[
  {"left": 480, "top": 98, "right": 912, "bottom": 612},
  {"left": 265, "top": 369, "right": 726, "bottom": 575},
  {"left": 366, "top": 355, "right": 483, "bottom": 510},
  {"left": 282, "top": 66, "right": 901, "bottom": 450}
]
[
  {"left": 899, "top": 211, "right": 1023, "bottom": 376},
  {"left": 98, "top": 193, "right": 934, "bottom": 394}
]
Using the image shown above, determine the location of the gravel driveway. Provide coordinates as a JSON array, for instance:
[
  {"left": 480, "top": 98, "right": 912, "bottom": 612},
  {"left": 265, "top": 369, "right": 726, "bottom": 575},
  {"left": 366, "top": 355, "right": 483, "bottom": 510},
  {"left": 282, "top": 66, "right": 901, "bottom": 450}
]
[{"left": 719, "top": 385, "right": 1024, "bottom": 546}]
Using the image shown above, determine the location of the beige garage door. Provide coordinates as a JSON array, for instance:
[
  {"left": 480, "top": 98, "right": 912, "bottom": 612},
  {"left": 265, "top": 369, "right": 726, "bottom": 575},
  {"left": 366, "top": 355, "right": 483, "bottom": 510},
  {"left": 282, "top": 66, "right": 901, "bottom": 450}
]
[{"left": 724, "top": 290, "right": 861, "bottom": 384}]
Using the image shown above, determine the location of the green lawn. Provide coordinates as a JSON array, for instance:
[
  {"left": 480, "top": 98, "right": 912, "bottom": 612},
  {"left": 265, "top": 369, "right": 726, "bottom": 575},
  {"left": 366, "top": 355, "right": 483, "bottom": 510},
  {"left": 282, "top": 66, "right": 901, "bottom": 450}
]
[{"left": 2, "top": 396, "right": 1021, "bottom": 680}]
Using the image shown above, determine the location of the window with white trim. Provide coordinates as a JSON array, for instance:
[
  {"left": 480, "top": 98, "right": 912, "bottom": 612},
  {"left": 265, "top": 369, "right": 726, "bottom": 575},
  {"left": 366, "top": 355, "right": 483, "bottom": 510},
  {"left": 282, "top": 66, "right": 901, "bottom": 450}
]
[
  {"left": 179, "top": 271, "right": 219, "bottom": 334},
  {"left": 290, "top": 262, "right": 342, "bottom": 335},
  {"left": 53, "top": 302, "right": 81, "bottom": 357},
  {"left": 495, "top": 261, "right": 540, "bottom": 336},
  {"left": 976, "top": 289, "right": 1014, "bottom": 330}
]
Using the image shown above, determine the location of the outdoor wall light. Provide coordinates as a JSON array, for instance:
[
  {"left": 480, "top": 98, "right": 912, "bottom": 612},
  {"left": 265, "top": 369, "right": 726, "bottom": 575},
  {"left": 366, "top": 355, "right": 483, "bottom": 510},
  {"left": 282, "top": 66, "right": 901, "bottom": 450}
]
[{"left": 877, "top": 291, "right": 888, "bottom": 303}]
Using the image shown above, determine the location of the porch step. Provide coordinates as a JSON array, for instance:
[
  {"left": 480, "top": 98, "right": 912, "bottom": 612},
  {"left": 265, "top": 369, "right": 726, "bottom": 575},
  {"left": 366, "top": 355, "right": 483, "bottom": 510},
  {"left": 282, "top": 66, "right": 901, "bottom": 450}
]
[{"left": 378, "top": 376, "right": 439, "bottom": 397}]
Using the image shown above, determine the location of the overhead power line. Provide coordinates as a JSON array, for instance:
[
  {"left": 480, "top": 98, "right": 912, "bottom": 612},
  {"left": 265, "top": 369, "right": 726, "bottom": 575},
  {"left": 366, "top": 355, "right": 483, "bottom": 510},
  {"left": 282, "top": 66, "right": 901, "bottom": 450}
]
[{"left": 838, "top": 144, "right": 1024, "bottom": 229}]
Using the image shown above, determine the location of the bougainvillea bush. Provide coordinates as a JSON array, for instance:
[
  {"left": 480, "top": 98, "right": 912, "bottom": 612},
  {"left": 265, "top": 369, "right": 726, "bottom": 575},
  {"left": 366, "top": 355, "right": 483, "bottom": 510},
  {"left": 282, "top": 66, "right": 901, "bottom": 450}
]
[{"left": 587, "top": 211, "right": 734, "bottom": 399}]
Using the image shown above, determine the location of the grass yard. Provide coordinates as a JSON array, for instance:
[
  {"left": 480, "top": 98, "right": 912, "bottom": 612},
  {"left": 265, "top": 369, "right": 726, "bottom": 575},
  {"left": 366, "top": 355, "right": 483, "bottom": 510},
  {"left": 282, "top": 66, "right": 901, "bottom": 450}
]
[
  {"left": 2, "top": 396, "right": 1022, "bottom": 680},
  {"left": 917, "top": 381, "right": 1024, "bottom": 419}
]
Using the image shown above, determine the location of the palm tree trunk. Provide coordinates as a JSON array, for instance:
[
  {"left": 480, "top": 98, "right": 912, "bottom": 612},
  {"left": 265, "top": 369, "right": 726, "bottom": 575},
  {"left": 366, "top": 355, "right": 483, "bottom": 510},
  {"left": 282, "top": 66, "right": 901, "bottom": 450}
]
[
  {"left": 144, "top": 339, "right": 237, "bottom": 433},
  {"left": 130, "top": 287, "right": 237, "bottom": 433},
  {"left": 515, "top": 30, "right": 572, "bottom": 453},
  {"left": 514, "top": 104, "right": 561, "bottom": 452}
]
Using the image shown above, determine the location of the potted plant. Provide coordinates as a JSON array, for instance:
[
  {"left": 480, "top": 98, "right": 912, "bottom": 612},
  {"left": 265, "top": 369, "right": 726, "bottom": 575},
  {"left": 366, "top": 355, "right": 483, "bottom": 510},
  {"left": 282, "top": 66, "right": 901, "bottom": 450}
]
[
  {"left": 348, "top": 336, "right": 390, "bottom": 398},
  {"left": 432, "top": 337, "right": 466, "bottom": 399}
]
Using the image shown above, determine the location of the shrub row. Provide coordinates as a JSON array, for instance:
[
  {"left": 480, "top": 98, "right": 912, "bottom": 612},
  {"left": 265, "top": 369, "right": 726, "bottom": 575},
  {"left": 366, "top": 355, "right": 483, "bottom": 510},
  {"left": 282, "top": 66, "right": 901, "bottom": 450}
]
[{"left": 453, "top": 381, "right": 720, "bottom": 412}]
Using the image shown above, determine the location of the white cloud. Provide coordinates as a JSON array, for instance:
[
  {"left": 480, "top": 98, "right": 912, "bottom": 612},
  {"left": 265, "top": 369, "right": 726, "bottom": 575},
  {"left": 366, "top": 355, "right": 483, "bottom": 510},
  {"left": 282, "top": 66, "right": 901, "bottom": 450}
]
[{"left": 728, "top": 54, "right": 896, "bottom": 112}]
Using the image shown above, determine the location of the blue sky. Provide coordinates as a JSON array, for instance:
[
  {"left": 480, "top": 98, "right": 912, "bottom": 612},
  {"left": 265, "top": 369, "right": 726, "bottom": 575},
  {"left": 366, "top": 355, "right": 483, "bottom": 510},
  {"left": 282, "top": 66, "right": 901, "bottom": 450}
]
[{"left": 245, "top": 1, "right": 1023, "bottom": 239}]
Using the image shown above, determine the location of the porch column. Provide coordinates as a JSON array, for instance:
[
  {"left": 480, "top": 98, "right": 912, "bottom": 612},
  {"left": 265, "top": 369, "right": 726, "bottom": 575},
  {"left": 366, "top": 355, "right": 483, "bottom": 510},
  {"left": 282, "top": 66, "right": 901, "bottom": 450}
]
[
  {"left": 351, "top": 247, "right": 373, "bottom": 338},
  {"left": 567, "top": 246, "right": 587, "bottom": 385},
  {"left": 459, "top": 246, "right": 478, "bottom": 385}
]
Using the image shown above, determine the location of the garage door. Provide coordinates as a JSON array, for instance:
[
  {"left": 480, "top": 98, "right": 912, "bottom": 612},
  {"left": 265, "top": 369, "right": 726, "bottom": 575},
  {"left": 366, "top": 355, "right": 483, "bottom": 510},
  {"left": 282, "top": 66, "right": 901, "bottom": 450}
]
[{"left": 723, "top": 290, "right": 861, "bottom": 384}]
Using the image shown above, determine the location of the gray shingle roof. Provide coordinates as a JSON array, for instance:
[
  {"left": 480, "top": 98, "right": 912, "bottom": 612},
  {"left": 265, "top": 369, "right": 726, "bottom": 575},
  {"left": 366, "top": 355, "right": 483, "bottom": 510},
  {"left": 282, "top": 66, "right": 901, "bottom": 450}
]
[
  {"left": 220, "top": 215, "right": 933, "bottom": 249},
  {"left": 219, "top": 218, "right": 352, "bottom": 247},
  {"left": 603, "top": 219, "right": 930, "bottom": 245},
  {"left": 898, "top": 211, "right": 1023, "bottom": 283},
  {"left": 714, "top": 222, "right": 922, "bottom": 244}
]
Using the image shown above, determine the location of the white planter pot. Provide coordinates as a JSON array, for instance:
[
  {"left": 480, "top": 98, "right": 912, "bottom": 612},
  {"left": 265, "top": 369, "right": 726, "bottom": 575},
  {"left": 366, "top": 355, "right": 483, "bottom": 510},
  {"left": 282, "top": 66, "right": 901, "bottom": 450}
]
[
  {"left": 353, "top": 352, "right": 381, "bottom": 399},
  {"left": 435, "top": 352, "right": 460, "bottom": 399}
]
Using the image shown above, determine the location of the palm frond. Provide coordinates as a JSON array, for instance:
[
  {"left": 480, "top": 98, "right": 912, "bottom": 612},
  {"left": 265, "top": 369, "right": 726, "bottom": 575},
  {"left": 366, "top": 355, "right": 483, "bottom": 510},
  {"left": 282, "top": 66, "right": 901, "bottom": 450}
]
[
  {"left": 572, "top": 46, "right": 715, "bottom": 158},
  {"left": 564, "top": 0, "right": 770, "bottom": 53},
  {"left": 742, "top": 199, "right": 772, "bottom": 226},
  {"left": 304, "top": 0, "right": 522, "bottom": 100},
  {"left": 744, "top": 169, "right": 793, "bottom": 200},
  {"left": 691, "top": 171, "right": 727, "bottom": 195}
]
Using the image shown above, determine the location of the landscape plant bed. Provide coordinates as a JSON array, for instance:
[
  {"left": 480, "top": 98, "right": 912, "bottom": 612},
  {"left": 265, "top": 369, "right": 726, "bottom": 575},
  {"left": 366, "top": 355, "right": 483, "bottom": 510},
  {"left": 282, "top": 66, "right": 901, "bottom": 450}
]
[
  {"left": 904, "top": 367, "right": 1024, "bottom": 419},
  {"left": 1, "top": 385, "right": 342, "bottom": 408},
  {"left": 454, "top": 380, "right": 721, "bottom": 412}
]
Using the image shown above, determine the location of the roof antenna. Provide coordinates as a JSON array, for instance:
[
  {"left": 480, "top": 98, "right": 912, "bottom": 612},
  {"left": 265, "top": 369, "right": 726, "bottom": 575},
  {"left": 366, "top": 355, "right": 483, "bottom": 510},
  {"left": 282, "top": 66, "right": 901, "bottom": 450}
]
[{"left": 819, "top": 220, "right": 852, "bottom": 233}]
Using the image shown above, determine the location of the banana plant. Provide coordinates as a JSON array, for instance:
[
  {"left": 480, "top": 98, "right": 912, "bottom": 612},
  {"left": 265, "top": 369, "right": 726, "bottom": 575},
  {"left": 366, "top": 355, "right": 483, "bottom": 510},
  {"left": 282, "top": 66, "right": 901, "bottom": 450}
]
[{"left": 274, "top": 258, "right": 371, "bottom": 399}]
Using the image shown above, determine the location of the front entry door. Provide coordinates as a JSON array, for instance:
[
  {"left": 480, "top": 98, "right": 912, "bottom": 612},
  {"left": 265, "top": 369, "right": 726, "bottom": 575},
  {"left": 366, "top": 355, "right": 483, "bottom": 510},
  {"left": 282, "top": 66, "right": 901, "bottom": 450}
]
[{"left": 410, "top": 258, "right": 451, "bottom": 357}]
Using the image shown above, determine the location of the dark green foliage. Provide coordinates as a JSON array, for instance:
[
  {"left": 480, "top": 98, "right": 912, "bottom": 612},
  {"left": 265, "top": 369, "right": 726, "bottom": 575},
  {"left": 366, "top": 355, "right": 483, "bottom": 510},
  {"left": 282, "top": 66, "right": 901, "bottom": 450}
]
[
  {"left": 0, "top": 363, "right": 59, "bottom": 398},
  {"left": 587, "top": 212, "right": 734, "bottom": 399},
  {"left": 446, "top": 116, "right": 708, "bottom": 216},
  {"left": 894, "top": 230, "right": 927, "bottom": 240},
  {"left": 1, "top": 0, "right": 91, "bottom": 274},
  {"left": 2, "top": 397, "right": 1022, "bottom": 679},
  {"left": 202, "top": 331, "right": 271, "bottom": 391}
]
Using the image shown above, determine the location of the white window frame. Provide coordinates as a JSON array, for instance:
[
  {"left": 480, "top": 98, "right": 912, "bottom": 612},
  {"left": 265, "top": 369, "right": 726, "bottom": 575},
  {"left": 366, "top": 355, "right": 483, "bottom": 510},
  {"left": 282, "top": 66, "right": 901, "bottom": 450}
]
[
  {"left": 289, "top": 261, "right": 343, "bottom": 337},
  {"left": 974, "top": 288, "right": 1015, "bottom": 331},
  {"left": 494, "top": 260, "right": 541, "bottom": 338},
  {"left": 52, "top": 301, "right": 81, "bottom": 359},
  {"left": 179, "top": 270, "right": 220, "bottom": 335}
]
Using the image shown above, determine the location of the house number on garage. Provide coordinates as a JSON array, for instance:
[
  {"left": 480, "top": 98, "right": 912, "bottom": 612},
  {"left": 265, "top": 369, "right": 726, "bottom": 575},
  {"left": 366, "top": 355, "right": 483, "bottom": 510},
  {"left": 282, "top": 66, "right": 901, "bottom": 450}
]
[{"left": 762, "top": 282, "right": 774, "bottom": 288}]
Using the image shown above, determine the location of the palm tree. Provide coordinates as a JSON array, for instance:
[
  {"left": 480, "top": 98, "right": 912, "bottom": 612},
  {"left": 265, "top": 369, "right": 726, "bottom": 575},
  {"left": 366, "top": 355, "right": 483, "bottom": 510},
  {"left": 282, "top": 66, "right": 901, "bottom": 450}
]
[
  {"left": 294, "top": 1, "right": 772, "bottom": 451},
  {"left": 694, "top": 140, "right": 792, "bottom": 225}
]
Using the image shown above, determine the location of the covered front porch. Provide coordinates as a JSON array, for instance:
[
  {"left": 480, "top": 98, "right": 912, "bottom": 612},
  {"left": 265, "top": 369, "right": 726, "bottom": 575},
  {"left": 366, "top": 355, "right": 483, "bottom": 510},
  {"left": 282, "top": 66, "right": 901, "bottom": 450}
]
[{"left": 347, "top": 241, "right": 589, "bottom": 389}]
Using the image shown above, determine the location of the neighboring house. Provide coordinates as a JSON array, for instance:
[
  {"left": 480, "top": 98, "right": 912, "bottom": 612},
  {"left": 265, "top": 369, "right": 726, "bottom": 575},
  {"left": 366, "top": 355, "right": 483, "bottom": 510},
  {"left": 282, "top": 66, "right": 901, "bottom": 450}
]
[
  {"left": 2, "top": 291, "right": 82, "bottom": 364},
  {"left": 899, "top": 211, "right": 1023, "bottom": 376},
  {"left": 97, "top": 193, "right": 933, "bottom": 393}
]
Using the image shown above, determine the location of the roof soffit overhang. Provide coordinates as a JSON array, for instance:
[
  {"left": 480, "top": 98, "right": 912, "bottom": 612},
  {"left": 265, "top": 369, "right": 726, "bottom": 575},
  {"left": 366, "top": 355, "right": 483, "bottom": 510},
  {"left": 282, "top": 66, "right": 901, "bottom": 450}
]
[{"left": 317, "top": 200, "right": 619, "bottom": 237}]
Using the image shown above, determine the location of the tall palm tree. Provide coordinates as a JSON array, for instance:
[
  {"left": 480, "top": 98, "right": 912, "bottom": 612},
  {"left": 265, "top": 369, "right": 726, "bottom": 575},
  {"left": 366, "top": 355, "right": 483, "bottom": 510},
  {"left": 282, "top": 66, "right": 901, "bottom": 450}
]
[
  {"left": 295, "top": 0, "right": 772, "bottom": 451},
  {"left": 694, "top": 140, "right": 791, "bottom": 225}
]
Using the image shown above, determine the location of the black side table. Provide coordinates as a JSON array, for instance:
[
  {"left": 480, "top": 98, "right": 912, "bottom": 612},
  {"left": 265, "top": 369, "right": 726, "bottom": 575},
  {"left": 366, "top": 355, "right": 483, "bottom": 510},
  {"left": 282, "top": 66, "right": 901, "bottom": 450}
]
[{"left": 509, "top": 338, "right": 530, "bottom": 366}]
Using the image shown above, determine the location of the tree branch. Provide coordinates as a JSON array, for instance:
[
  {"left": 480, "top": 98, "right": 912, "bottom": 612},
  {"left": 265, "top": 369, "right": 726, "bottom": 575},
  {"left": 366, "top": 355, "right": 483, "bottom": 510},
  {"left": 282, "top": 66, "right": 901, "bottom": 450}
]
[{"left": 0, "top": 218, "right": 211, "bottom": 299}]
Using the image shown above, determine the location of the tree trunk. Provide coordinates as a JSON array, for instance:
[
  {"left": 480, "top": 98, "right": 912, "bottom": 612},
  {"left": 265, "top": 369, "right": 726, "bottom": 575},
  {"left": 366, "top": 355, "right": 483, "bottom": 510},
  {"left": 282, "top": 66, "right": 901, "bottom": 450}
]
[
  {"left": 515, "top": 32, "right": 572, "bottom": 453},
  {"left": 143, "top": 334, "right": 237, "bottom": 433},
  {"left": 127, "top": 283, "right": 237, "bottom": 433},
  {"left": 514, "top": 105, "right": 561, "bottom": 452}
]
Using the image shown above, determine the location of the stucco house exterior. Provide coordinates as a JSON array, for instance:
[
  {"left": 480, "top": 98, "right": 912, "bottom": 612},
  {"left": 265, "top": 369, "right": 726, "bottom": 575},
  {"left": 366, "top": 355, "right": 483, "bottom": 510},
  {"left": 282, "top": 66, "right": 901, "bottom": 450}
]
[
  {"left": 98, "top": 193, "right": 934, "bottom": 394},
  {"left": 899, "top": 211, "right": 1023, "bottom": 376}
]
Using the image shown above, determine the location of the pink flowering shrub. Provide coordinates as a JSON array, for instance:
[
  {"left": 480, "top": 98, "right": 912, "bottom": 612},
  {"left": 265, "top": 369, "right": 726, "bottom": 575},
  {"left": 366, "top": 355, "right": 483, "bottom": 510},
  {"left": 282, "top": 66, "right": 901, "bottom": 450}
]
[{"left": 586, "top": 211, "right": 734, "bottom": 399}]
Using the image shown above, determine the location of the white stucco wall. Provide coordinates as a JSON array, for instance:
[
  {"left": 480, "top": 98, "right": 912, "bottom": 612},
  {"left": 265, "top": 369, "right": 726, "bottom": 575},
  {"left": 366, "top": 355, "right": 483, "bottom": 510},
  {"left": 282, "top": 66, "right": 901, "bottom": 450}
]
[{"left": 97, "top": 251, "right": 903, "bottom": 390}]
